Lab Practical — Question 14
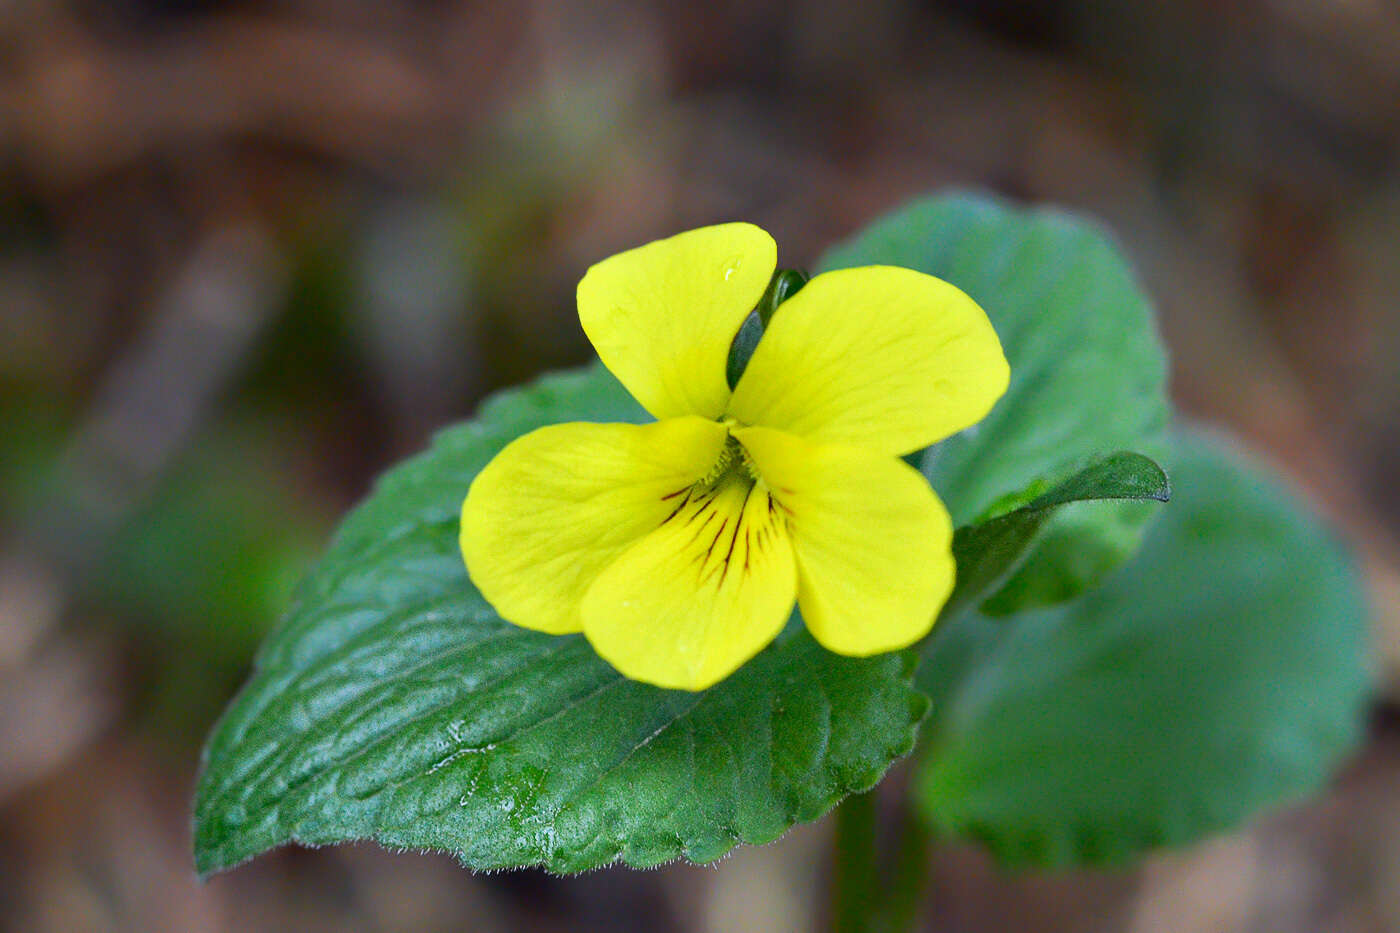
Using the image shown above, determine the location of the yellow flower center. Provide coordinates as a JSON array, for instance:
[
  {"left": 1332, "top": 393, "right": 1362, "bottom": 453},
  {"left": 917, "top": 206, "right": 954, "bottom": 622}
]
[
  {"left": 657, "top": 431, "right": 784, "bottom": 590},
  {"left": 696, "top": 431, "right": 758, "bottom": 488}
]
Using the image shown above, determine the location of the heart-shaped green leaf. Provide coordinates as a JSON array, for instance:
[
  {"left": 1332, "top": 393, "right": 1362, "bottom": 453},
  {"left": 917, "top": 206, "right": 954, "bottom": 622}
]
[
  {"left": 193, "top": 366, "right": 929, "bottom": 876},
  {"left": 195, "top": 194, "right": 1184, "bottom": 877},
  {"left": 820, "top": 193, "right": 1171, "bottom": 612},
  {"left": 914, "top": 429, "right": 1371, "bottom": 867}
]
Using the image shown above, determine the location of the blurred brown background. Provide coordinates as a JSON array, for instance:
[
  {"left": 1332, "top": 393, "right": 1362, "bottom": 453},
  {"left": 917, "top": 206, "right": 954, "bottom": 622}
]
[{"left": 2, "top": 1, "right": 1400, "bottom": 930}]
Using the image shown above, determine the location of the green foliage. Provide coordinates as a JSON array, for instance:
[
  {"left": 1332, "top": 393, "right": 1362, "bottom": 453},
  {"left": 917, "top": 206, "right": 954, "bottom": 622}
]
[
  {"left": 0, "top": 386, "right": 72, "bottom": 518},
  {"left": 86, "top": 433, "right": 325, "bottom": 740},
  {"left": 942, "top": 452, "right": 1169, "bottom": 623},
  {"left": 915, "top": 429, "right": 1370, "bottom": 866},
  {"left": 95, "top": 444, "right": 319, "bottom": 651},
  {"left": 820, "top": 193, "right": 1171, "bottom": 612},
  {"left": 194, "top": 193, "right": 1367, "bottom": 879},
  {"left": 192, "top": 362, "right": 1168, "bottom": 876},
  {"left": 194, "top": 367, "right": 930, "bottom": 876}
]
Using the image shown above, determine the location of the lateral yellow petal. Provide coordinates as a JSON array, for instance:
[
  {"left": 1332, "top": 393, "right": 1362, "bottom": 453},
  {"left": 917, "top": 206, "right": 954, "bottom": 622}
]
[
  {"left": 460, "top": 416, "right": 728, "bottom": 635},
  {"left": 735, "top": 426, "right": 955, "bottom": 656},
  {"left": 728, "top": 266, "right": 1009, "bottom": 456},
  {"left": 578, "top": 223, "right": 777, "bottom": 421},
  {"left": 581, "top": 475, "right": 797, "bottom": 691}
]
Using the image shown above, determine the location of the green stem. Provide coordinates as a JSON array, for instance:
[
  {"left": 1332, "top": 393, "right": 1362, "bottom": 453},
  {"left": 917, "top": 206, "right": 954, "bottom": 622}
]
[
  {"left": 882, "top": 811, "right": 934, "bottom": 933},
  {"left": 832, "top": 790, "right": 880, "bottom": 933}
]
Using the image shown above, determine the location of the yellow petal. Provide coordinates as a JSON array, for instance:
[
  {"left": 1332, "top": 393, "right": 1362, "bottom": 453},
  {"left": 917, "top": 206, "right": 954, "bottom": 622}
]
[
  {"left": 581, "top": 474, "right": 797, "bottom": 691},
  {"left": 735, "top": 426, "right": 955, "bottom": 656},
  {"left": 460, "top": 417, "right": 728, "bottom": 635},
  {"left": 578, "top": 223, "right": 777, "bottom": 421},
  {"left": 728, "top": 266, "right": 1009, "bottom": 456}
]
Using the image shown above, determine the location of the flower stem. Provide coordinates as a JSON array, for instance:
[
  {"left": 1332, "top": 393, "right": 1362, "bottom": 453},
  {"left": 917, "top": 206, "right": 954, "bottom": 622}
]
[
  {"left": 882, "top": 810, "right": 934, "bottom": 933},
  {"left": 832, "top": 790, "right": 880, "bottom": 933},
  {"left": 832, "top": 787, "right": 937, "bottom": 933}
]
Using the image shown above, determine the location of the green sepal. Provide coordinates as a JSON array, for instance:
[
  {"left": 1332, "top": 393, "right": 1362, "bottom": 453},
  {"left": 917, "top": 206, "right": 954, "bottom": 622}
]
[{"left": 726, "top": 268, "right": 808, "bottom": 390}]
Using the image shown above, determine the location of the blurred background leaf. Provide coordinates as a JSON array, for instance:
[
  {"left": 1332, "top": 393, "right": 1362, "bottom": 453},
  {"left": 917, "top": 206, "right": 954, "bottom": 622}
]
[
  {"left": 916, "top": 428, "right": 1370, "bottom": 868},
  {"left": 84, "top": 428, "right": 324, "bottom": 742}
]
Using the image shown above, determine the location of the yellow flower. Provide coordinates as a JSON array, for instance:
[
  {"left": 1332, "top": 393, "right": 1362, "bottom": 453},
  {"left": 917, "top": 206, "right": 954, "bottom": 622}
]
[{"left": 460, "top": 223, "right": 1009, "bottom": 691}]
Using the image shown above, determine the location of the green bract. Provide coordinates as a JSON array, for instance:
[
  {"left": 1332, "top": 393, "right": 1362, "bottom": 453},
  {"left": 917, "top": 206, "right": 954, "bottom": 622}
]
[{"left": 193, "top": 193, "right": 1367, "bottom": 878}]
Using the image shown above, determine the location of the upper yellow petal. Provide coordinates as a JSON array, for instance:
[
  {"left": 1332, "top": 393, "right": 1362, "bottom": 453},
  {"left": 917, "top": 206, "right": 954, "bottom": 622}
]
[
  {"left": 735, "top": 425, "right": 955, "bottom": 656},
  {"left": 580, "top": 473, "right": 797, "bottom": 691},
  {"left": 460, "top": 417, "right": 728, "bottom": 634},
  {"left": 728, "top": 265, "right": 1009, "bottom": 456},
  {"left": 578, "top": 223, "right": 777, "bottom": 420}
]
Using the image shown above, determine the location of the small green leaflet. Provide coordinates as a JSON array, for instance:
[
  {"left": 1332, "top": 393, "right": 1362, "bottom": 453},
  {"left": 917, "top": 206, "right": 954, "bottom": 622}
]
[{"left": 940, "top": 451, "right": 1169, "bottom": 624}]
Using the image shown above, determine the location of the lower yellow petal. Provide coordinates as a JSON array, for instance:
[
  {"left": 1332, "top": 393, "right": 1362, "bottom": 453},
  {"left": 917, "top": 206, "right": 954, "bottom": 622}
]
[
  {"left": 735, "top": 426, "right": 955, "bottom": 656},
  {"left": 581, "top": 475, "right": 797, "bottom": 691},
  {"left": 460, "top": 416, "right": 728, "bottom": 635}
]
